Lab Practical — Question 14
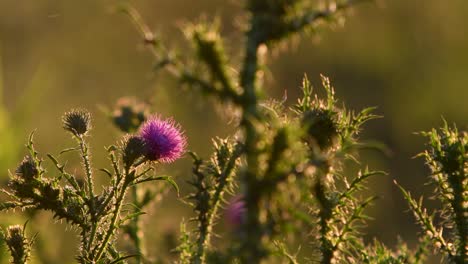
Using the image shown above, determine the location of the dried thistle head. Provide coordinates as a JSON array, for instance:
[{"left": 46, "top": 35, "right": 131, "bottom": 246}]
[{"left": 62, "top": 109, "right": 91, "bottom": 136}]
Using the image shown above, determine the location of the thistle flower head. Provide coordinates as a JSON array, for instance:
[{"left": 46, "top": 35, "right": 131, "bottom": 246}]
[
  {"left": 139, "top": 116, "right": 187, "bottom": 163},
  {"left": 62, "top": 109, "right": 91, "bottom": 136},
  {"left": 15, "top": 156, "right": 39, "bottom": 180},
  {"left": 112, "top": 97, "right": 149, "bottom": 133}
]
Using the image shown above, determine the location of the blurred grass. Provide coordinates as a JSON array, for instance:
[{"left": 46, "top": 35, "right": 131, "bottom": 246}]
[
  {"left": 0, "top": 1, "right": 466, "bottom": 263},
  {"left": 0, "top": 43, "right": 17, "bottom": 176}
]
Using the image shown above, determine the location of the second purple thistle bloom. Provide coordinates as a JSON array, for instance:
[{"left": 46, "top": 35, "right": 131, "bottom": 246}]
[{"left": 139, "top": 116, "right": 187, "bottom": 163}]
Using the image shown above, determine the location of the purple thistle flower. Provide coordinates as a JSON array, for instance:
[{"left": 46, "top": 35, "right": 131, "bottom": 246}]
[
  {"left": 139, "top": 116, "right": 187, "bottom": 163},
  {"left": 225, "top": 195, "right": 246, "bottom": 229}
]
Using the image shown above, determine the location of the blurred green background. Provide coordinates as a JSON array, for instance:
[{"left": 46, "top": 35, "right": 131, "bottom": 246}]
[{"left": 0, "top": 0, "right": 467, "bottom": 263}]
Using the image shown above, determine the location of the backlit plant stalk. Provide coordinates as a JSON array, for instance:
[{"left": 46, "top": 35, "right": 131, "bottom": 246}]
[
  {"left": 0, "top": 109, "right": 184, "bottom": 263},
  {"left": 109, "top": 97, "right": 148, "bottom": 264},
  {"left": 120, "top": 1, "right": 369, "bottom": 263},
  {"left": 4, "top": 0, "right": 465, "bottom": 263},
  {"left": 396, "top": 123, "right": 467, "bottom": 264},
  {"left": 186, "top": 139, "right": 243, "bottom": 264}
]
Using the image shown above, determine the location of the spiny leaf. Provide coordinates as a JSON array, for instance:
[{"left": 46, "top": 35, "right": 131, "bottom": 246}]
[
  {"left": 59, "top": 147, "right": 80, "bottom": 155},
  {"left": 99, "top": 168, "right": 113, "bottom": 178}
]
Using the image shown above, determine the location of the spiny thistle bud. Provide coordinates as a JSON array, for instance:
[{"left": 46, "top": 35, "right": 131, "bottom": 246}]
[
  {"left": 431, "top": 129, "right": 466, "bottom": 175},
  {"left": 139, "top": 116, "right": 187, "bottom": 163},
  {"left": 121, "top": 135, "right": 146, "bottom": 168},
  {"left": 62, "top": 109, "right": 91, "bottom": 136},
  {"left": 302, "top": 108, "right": 339, "bottom": 151},
  {"left": 4, "top": 225, "right": 32, "bottom": 264},
  {"left": 112, "top": 97, "right": 149, "bottom": 133},
  {"left": 15, "top": 156, "right": 39, "bottom": 180}
]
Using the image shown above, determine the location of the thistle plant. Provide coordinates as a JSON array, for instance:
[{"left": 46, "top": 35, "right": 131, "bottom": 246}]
[
  {"left": 0, "top": 109, "right": 183, "bottom": 263},
  {"left": 396, "top": 123, "right": 467, "bottom": 264},
  {"left": 182, "top": 138, "right": 243, "bottom": 264},
  {"left": 117, "top": 0, "right": 380, "bottom": 262},
  {"left": 113, "top": 0, "right": 465, "bottom": 263},
  {"left": 0, "top": 0, "right": 466, "bottom": 264},
  {"left": 296, "top": 76, "right": 383, "bottom": 263},
  {"left": 108, "top": 99, "right": 185, "bottom": 264}
]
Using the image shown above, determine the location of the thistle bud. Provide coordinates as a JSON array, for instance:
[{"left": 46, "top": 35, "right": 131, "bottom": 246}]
[
  {"left": 62, "top": 109, "right": 91, "bottom": 136},
  {"left": 15, "top": 156, "right": 39, "bottom": 180},
  {"left": 4, "top": 225, "right": 31, "bottom": 264},
  {"left": 302, "top": 108, "right": 339, "bottom": 151},
  {"left": 121, "top": 135, "right": 146, "bottom": 168},
  {"left": 112, "top": 97, "right": 148, "bottom": 133},
  {"left": 437, "top": 131, "right": 465, "bottom": 174}
]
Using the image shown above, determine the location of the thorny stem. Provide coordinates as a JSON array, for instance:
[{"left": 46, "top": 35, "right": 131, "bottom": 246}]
[
  {"left": 88, "top": 149, "right": 129, "bottom": 259},
  {"left": 194, "top": 147, "right": 241, "bottom": 263},
  {"left": 77, "top": 135, "right": 100, "bottom": 255},
  {"left": 90, "top": 150, "right": 128, "bottom": 262},
  {"left": 78, "top": 135, "right": 95, "bottom": 206},
  {"left": 447, "top": 169, "right": 467, "bottom": 263},
  {"left": 395, "top": 181, "right": 456, "bottom": 260},
  {"left": 96, "top": 150, "right": 124, "bottom": 219},
  {"left": 331, "top": 197, "right": 376, "bottom": 254},
  {"left": 93, "top": 179, "right": 130, "bottom": 262},
  {"left": 239, "top": 20, "right": 264, "bottom": 263},
  {"left": 130, "top": 185, "right": 144, "bottom": 264},
  {"left": 119, "top": 5, "right": 238, "bottom": 103},
  {"left": 193, "top": 204, "right": 213, "bottom": 263},
  {"left": 235, "top": 2, "right": 369, "bottom": 261},
  {"left": 190, "top": 156, "right": 208, "bottom": 264},
  {"left": 77, "top": 135, "right": 98, "bottom": 255},
  {"left": 194, "top": 214, "right": 209, "bottom": 264},
  {"left": 315, "top": 179, "right": 334, "bottom": 264}
]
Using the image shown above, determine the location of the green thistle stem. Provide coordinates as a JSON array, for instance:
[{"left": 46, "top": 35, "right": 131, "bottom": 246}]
[
  {"left": 315, "top": 179, "right": 333, "bottom": 264},
  {"left": 130, "top": 185, "right": 144, "bottom": 264},
  {"left": 88, "top": 150, "right": 126, "bottom": 257},
  {"left": 86, "top": 224, "right": 97, "bottom": 253},
  {"left": 193, "top": 153, "right": 238, "bottom": 263},
  {"left": 239, "top": 22, "right": 264, "bottom": 263},
  {"left": 77, "top": 135, "right": 98, "bottom": 256},
  {"left": 447, "top": 170, "right": 467, "bottom": 263},
  {"left": 93, "top": 180, "right": 129, "bottom": 262},
  {"left": 78, "top": 135, "right": 94, "bottom": 205}
]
